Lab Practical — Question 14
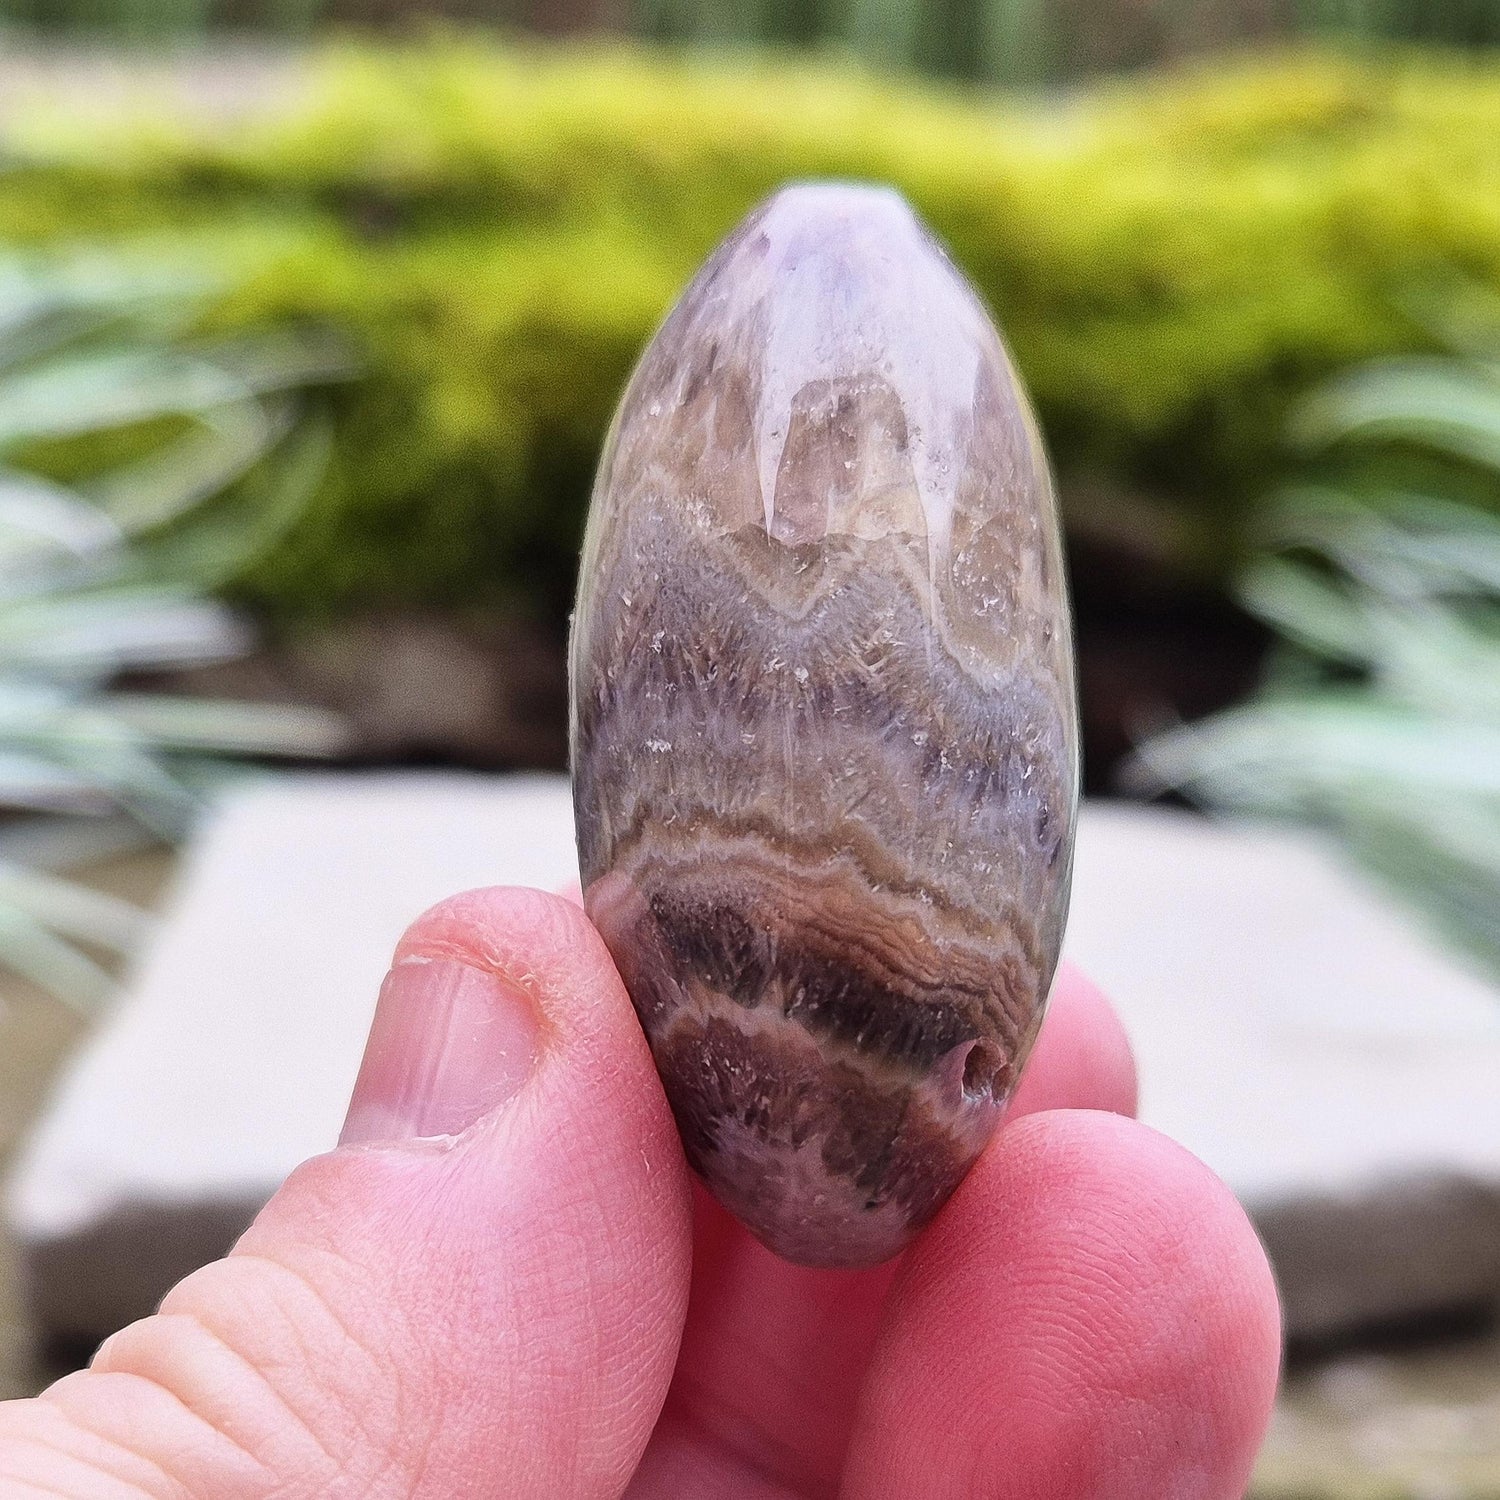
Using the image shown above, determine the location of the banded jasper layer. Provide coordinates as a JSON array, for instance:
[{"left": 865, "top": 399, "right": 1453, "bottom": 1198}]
[{"left": 570, "top": 183, "right": 1078, "bottom": 1268}]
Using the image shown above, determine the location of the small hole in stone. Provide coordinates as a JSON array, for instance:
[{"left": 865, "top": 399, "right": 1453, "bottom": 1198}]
[{"left": 961, "top": 1040, "right": 1003, "bottom": 1101}]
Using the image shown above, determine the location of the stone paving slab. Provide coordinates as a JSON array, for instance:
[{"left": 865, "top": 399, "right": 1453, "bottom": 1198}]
[
  {"left": 9, "top": 774, "right": 579, "bottom": 1343},
  {"left": 1065, "top": 806, "right": 1500, "bottom": 1343},
  {"left": 3, "top": 774, "right": 1498, "bottom": 1498}
]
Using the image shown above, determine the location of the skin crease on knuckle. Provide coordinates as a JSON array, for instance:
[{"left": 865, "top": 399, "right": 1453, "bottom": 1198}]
[
  {"left": 0, "top": 1383, "right": 257, "bottom": 1499},
  {"left": 0, "top": 1245, "right": 437, "bottom": 1500},
  {"left": 77, "top": 1247, "right": 416, "bottom": 1498}
]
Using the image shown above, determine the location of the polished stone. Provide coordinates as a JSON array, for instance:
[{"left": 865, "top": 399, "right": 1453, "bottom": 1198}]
[{"left": 570, "top": 183, "right": 1078, "bottom": 1267}]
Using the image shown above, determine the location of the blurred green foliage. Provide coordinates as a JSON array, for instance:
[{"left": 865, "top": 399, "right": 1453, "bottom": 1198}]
[
  {"left": 12, "top": 0, "right": 1500, "bottom": 85},
  {"left": 5, "top": 40, "right": 1500, "bottom": 617},
  {"left": 0, "top": 257, "right": 347, "bottom": 1006},
  {"left": 634, "top": 0, "right": 1500, "bottom": 83},
  {"left": 1134, "top": 317, "right": 1500, "bottom": 979}
]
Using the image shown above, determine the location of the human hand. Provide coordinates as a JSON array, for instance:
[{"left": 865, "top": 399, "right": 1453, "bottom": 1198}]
[{"left": 0, "top": 886, "right": 1280, "bottom": 1498}]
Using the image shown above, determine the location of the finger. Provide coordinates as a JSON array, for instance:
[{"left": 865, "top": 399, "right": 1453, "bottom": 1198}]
[
  {"left": 631, "top": 966, "right": 1136, "bottom": 1495},
  {"left": 0, "top": 887, "right": 693, "bottom": 1500},
  {"left": 1007, "top": 962, "right": 1137, "bottom": 1120},
  {"left": 629, "top": 1182, "right": 899, "bottom": 1497},
  {"left": 844, "top": 1110, "right": 1281, "bottom": 1500}
]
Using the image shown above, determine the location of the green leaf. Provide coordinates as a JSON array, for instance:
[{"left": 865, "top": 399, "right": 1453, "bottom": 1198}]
[
  {"left": 1238, "top": 556, "right": 1373, "bottom": 663},
  {"left": 83, "top": 401, "right": 283, "bottom": 537},
  {"left": 0, "top": 590, "right": 249, "bottom": 676},
  {"left": 0, "top": 255, "right": 351, "bottom": 1010},
  {"left": 101, "top": 693, "right": 350, "bottom": 757},
  {"left": 1132, "top": 697, "right": 1500, "bottom": 812},
  {"left": 1293, "top": 358, "right": 1500, "bottom": 472},
  {"left": 0, "top": 902, "right": 119, "bottom": 1013},
  {"left": 1346, "top": 797, "right": 1500, "bottom": 979},
  {"left": 0, "top": 349, "right": 259, "bottom": 450},
  {"left": 0, "top": 469, "right": 124, "bottom": 572},
  {"left": 0, "top": 861, "right": 152, "bottom": 954},
  {"left": 121, "top": 414, "right": 335, "bottom": 590}
]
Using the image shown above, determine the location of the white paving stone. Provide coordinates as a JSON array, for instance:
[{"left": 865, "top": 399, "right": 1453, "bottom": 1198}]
[
  {"left": 1067, "top": 804, "right": 1500, "bottom": 1340},
  {"left": 7, "top": 775, "right": 1500, "bottom": 1344}
]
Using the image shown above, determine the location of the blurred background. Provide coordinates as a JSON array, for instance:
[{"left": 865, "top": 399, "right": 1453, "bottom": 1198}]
[{"left": 0, "top": 2, "right": 1497, "bottom": 1495}]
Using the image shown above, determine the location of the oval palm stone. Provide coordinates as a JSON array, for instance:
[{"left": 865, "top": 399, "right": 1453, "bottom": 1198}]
[{"left": 570, "top": 182, "right": 1078, "bottom": 1268}]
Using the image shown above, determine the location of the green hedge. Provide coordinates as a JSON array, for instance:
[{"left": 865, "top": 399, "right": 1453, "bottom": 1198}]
[{"left": 4, "top": 39, "right": 1500, "bottom": 615}]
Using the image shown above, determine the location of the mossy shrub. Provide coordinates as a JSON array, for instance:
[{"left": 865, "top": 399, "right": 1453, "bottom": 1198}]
[{"left": 5, "top": 40, "right": 1500, "bottom": 613}]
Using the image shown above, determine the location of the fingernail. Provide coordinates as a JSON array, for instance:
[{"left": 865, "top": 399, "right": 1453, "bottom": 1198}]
[{"left": 340, "top": 957, "right": 540, "bottom": 1146}]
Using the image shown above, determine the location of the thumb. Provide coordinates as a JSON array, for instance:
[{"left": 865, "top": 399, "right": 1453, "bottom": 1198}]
[{"left": 0, "top": 887, "right": 694, "bottom": 1500}]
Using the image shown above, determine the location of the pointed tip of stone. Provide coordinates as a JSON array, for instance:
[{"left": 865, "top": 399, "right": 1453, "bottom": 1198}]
[
  {"left": 765, "top": 178, "right": 917, "bottom": 219},
  {"left": 753, "top": 179, "right": 931, "bottom": 259},
  {"left": 723, "top": 180, "right": 998, "bottom": 553}
]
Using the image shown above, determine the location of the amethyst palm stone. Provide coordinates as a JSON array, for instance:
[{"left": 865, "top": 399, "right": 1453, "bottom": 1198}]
[{"left": 570, "top": 183, "right": 1077, "bottom": 1268}]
